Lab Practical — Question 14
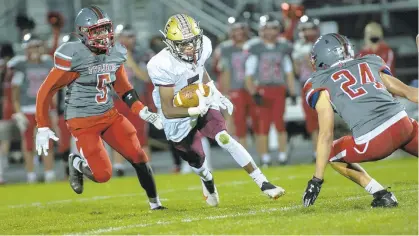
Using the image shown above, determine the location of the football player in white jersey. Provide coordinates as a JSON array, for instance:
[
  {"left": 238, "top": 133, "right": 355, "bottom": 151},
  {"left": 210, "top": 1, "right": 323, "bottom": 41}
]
[{"left": 147, "top": 14, "right": 285, "bottom": 207}]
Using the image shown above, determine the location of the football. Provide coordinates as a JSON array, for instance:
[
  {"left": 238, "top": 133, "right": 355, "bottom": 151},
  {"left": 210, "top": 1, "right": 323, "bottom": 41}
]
[{"left": 173, "top": 83, "right": 211, "bottom": 108}]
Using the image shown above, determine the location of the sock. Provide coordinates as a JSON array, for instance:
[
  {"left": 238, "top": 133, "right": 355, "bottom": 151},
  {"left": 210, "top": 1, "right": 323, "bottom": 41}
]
[
  {"left": 278, "top": 152, "right": 287, "bottom": 162},
  {"left": 149, "top": 197, "right": 162, "bottom": 209},
  {"left": 114, "top": 163, "right": 124, "bottom": 170},
  {"left": 44, "top": 170, "right": 56, "bottom": 182},
  {"left": 365, "top": 179, "right": 385, "bottom": 195},
  {"left": 262, "top": 153, "right": 271, "bottom": 163},
  {"left": 215, "top": 131, "right": 254, "bottom": 167},
  {"left": 27, "top": 172, "right": 37, "bottom": 183},
  {"left": 72, "top": 156, "right": 83, "bottom": 173},
  {"left": 249, "top": 168, "right": 268, "bottom": 188},
  {"left": 132, "top": 162, "right": 158, "bottom": 199},
  {"left": 0, "top": 155, "right": 4, "bottom": 181},
  {"left": 191, "top": 160, "right": 213, "bottom": 181},
  {"left": 201, "top": 137, "right": 212, "bottom": 170}
]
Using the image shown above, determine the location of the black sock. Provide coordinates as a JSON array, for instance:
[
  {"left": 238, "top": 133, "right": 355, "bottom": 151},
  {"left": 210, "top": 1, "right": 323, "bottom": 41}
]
[{"left": 131, "top": 162, "right": 157, "bottom": 199}]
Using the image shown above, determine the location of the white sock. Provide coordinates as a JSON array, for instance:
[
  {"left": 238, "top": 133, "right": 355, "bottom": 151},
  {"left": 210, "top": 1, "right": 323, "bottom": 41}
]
[
  {"left": 278, "top": 152, "right": 287, "bottom": 162},
  {"left": 191, "top": 160, "right": 213, "bottom": 181},
  {"left": 72, "top": 156, "right": 83, "bottom": 173},
  {"left": 365, "top": 179, "right": 385, "bottom": 195},
  {"left": 249, "top": 168, "right": 268, "bottom": 188},
  {"left": 114, "top": 163, "right": 124, "bottom": 170},
  {"left": 44, "top": 170, "right": 56, "bottom": 182},
  {"left": 27, "top": 172, "right": 37, "bottom": 183},
  {"left": 262, "top": 153, "right": 271, "bottom": 163},
  {"left": 201, "top": 138, "right": 212, "bottom": 170},
  {"left": 215, "top": 131, "right": 254, "bottom": 167},
  {"left": 149, "top": 196, "right": 162, "bottom": 209}
]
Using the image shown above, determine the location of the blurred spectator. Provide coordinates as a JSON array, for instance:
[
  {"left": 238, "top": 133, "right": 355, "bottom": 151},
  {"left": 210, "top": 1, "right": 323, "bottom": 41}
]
[
  {"left": 358, "top": 22, "right": 395, "bottom": 74},
  {"left": 292, "top": 17, "right": 320, "bottom": 162},
  {"left": 112, "top": 25, "right": 152, "bottom": 176},
  {"left": 9, "top": 35, "right": 56, "bottom": 183},
  {"left": 280, "top": 3, "right": 304, "bottom": 42},
  {"left": 0, "top": 42, "right": 15, "bottom": 184}
]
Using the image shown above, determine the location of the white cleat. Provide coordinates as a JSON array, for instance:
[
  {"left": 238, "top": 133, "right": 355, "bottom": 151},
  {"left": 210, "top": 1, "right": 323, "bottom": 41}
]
[
  {"left": 261, "top": 182, "right": 285, "bottom": 200},
  {"left": 201, "top": 179, "right": 219, "bottom": 207}
]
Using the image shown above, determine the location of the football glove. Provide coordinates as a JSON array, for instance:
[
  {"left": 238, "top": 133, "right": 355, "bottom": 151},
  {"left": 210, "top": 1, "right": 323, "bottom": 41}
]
[
  {"left": 188, "top": 90, "right": 212, "bottom": 117},
  {"left": 207, "top": 81, "right": 233, "bottom": 115},
  {"left": 253, "top": 93, "right": 263, "bottom": 106},
  {"left": 12, "top": 112, "right": 28, "bottom": 132},
  {"left": 36, "top": 127, "right": 59, "bottom": 156},
  {"left": 302, "top": 176, "right": 324, "bottom": 207},
  {"left": 139, "top": 106, "right": 163, "bottom": 130}
]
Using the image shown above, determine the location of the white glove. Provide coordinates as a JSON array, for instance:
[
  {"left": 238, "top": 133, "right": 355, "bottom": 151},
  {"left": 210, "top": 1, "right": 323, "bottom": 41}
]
[
  {"left": 36, "top": 127, "right": 59, "bottom": 156},
  {"left": 12, "top": 112, "right": 28, "bottom": 132},
  {"left": 207, "top": 81, "right": 234, "bottom": 115},
  {"left": 188, "top": 90, "right": 212, "bottom": 117},
  {"left": 140, "top": 106, "right": 163, "bottom": 130}
]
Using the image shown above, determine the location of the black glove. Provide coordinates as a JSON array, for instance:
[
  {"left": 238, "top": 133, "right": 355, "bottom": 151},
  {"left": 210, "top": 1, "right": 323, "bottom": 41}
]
[
  {"left": 302, "top": 176, "right": 324, "bottom": 207},
  {"left": 290, "top": 95, "right": 297, "bottom": 106},
  {"left": 253, "top": 93, "right": 263, "bottom": 106}
]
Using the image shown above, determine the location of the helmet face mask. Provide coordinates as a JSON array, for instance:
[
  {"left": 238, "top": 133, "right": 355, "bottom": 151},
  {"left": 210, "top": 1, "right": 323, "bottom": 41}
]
[
  {"left": 75, "top": 6, "right": 114, "bottom": 54},
  {"left": 162, "top": 14, "right": 203, "bottom": 64}
]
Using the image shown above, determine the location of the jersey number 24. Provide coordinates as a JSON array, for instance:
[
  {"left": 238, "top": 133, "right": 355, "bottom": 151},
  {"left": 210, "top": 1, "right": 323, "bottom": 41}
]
[{"left": 331, "top": 62, "right": 384, "bottom": 100}]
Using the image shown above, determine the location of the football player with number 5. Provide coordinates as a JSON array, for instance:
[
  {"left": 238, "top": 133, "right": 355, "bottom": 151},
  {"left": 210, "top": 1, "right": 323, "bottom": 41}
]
[
  {"left": 302, "top": 33, "right": 418, "bottom": 208},
  {"left": 35, "top": 6, "right": 166, "bottom": 210}
]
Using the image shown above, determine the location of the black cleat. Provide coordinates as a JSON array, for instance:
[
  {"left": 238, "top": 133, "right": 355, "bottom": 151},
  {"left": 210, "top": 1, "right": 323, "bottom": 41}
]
[
  {"left": 152, "top": 206, "right": 168, "bottom": 210},
  {"left": 68, "top": 153, "right": 84, "bottom": 194},
  {"left": 371, "top": 189, "right": 398, "bottom": 208}
]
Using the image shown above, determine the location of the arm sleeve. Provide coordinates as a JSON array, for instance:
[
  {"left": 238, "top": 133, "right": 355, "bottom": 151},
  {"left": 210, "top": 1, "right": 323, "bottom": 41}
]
[
  {"left": 36, "top": 68, "right": 79, "bottom": 127},
  {"left": 245, "top": 55, "right": 258, "bottom": 76},
  {"left": 283, "top": 54, "right": 293, "bottom": 74},
  {"left": 113, "top": 64, "right": 145, "bottom": 114}
]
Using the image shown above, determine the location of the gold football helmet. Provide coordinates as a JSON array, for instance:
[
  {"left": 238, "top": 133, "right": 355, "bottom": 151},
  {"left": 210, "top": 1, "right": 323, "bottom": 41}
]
[{"left": 160, "top": 14, "right": 203, "bottom": 63}]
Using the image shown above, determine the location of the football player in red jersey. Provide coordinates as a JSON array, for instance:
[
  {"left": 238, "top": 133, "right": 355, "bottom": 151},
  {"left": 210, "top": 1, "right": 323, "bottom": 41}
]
[
  {"left": 302, "top": 33, "right": 417, "bottom": 208},
  {"left": 35, "top": 6, "right": 166, "bottom": 210}
]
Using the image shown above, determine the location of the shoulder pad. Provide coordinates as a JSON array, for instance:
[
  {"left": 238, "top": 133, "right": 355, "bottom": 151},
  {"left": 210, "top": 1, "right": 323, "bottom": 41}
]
[
  {"left": 54, "top": 42, "right": 81, "bottom": 71},
  {"left": 201, "top": 35, "right": 212, "bottom": 62},
  {"left": 110, "top": 42, "right": 128, "bottom": 63},
  {"left": 7, "top": 55, "right": 26, "bottom": 68},
  {"left": 362, "top": 54, "right": 385, "bottom": 65},
  {"left": 147, "top": 51, "right": 175, "bottom": 85}
]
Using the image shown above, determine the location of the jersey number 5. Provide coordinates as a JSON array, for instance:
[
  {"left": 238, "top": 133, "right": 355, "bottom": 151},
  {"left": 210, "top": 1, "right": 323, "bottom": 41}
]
[
  {"left": 96, "top": 73, "right": 111, "bottom": 104},
  {"left": 331, "top": 62, "right": 384, "bottom": 100}
]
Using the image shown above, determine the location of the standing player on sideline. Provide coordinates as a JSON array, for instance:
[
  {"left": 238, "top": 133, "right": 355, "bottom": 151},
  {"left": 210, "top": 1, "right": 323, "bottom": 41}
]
[
  {"left": 35, "top": 6, "right": 166, "bottom": 210},
  {"left": 217, "top": 22, "right": 253, "bottom": 148},
  {"left": 245, "top": 19, "right": 296, "bottom": 166},
  {"left": 292, "top": 17, "right": 320, "bottom": 161},
  {"left": 10, "top": 35, "right": 57, "bottom": 183},
  {"left": 148, "top": 14, "right": 285, "bottom": 207},
  {"left": 302, "top": 33, "right": 418, "bottom": 207}
]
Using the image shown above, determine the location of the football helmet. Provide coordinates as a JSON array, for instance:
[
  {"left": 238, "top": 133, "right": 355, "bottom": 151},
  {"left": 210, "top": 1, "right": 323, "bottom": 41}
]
[
  {"left": 297, "top": 16, "right": 320, "bottom": 42},
  {"left": 75, "top": 6, "right": 114, "bottom": 53},
  {"left": 364, "top": 22, "right": 383, "bottom": 45},
  {"left": 310, "top": 33, "right": 355, "bottom": 71},
  {"left": 161, "top": 14, "right": 203, "bottom": 63}
]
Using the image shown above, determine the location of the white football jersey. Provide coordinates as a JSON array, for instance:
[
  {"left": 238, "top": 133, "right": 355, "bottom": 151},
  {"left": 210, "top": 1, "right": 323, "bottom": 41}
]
[{"left": 147, "top": 35, "right": 213, "bottom": 142}]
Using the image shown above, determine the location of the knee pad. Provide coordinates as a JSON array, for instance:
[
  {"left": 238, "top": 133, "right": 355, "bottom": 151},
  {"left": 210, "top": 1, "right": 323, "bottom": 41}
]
[{"left": 215, "top": 131, "right": 236, "bottom": 150}]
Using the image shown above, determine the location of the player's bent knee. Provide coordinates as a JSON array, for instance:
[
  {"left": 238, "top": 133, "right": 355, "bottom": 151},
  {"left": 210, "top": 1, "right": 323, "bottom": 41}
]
[
  {"left": 94, "top": 170, "right": 112, "bottom": 183},
  {"left": 215, "top": 131, "right": 238, "bottom": 151}
]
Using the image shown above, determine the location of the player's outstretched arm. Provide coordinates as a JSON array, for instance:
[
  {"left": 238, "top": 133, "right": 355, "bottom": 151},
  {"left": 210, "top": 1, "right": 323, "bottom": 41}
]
[{"left": 380, "top": 72, "right": 418, "bottom": 103}]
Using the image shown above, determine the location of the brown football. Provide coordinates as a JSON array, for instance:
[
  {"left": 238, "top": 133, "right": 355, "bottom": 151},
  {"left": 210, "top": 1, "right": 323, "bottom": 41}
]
[{"left": 173, "top": 83, "right": 211, "bottom": 108}]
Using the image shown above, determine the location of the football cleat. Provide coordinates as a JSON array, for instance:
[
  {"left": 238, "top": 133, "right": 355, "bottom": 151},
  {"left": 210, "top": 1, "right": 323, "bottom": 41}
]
[
  {"left": 201, "top": 179, "right": 219, "bottom": 207},
  {"left": 115, "top": 169, "right": 125, "bottom": 177},
  {"left": 151, "top": 206, "right": 168, "bottom": 210},
  {"left": 68, "top": 153, "right": 84, "bottom": 194},
  {"left": 371, "top": 189, "right": 398, "bottom": 208},
  {"left": 261, "top": 182, "right": 285, "bottom": 200}
]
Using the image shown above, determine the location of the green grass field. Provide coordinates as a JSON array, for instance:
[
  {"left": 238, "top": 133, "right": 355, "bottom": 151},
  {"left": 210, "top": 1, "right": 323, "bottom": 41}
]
[{"left": 0, "top": 158, "right": 417, "bottom": 235}]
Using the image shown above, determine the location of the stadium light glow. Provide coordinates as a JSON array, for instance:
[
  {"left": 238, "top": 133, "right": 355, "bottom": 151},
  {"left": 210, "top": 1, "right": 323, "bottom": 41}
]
[
  {"left": 228, "top": 17, "right": 236, "bottom": 24},
  {"left": 281, "top": 3, "right": 290, "bottom": 10},
  {"left": 23, "top": 33, "right": 31, "bottom": 41},
  {"left": 115, "top": 24, "right": 124, "bottom": 34},
  {"left": 260, "top": 15, "right": 268, "bottom": 23},
  {"left": 62, "top": 35, "right": 70, "bottom": 43},
  {"left": 300, "top": 15, "right": 308, "bottom": 23}
]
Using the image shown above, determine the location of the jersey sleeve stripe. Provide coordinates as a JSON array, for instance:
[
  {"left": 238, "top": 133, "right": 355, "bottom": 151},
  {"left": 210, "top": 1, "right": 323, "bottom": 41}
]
[
  {"left": 54, "top": 51, "right": 72, "bottom": 60},
  {"left": 155, "top": 83, "right": 175, "bottom": 87},
  {"left": 54, "top": 56, "right": 71, "bottom": 69},
  {"left": 55, "top": 64, "right": 71, "bottom": 71}
]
